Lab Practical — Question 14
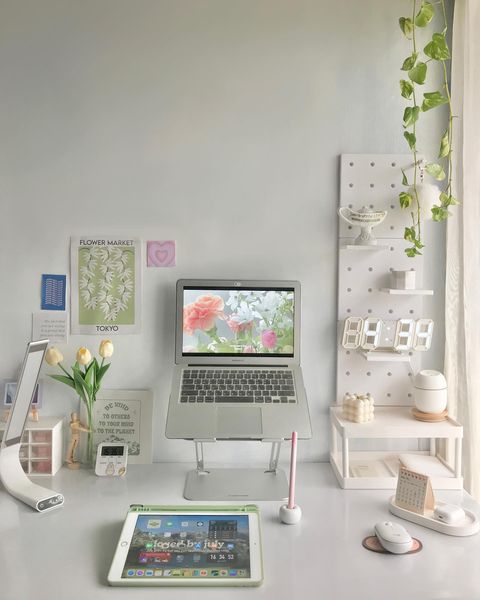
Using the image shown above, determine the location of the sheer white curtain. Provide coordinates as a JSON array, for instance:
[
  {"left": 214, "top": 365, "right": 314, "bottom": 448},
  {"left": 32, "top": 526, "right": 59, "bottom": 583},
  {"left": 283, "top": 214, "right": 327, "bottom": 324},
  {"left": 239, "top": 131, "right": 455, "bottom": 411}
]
[{"left": 445, "top": 0, "right": 480, "bottom": 498}]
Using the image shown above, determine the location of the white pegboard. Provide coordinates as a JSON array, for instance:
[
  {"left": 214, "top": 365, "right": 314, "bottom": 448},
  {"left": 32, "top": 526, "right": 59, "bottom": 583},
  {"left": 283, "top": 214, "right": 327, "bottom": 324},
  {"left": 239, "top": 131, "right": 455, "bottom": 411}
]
[
  {"left": 336, "top": 154, "right": 434, "bottom": 407},
  {"left": 339, "top": 154, "right": 419, "bottom": 239}
]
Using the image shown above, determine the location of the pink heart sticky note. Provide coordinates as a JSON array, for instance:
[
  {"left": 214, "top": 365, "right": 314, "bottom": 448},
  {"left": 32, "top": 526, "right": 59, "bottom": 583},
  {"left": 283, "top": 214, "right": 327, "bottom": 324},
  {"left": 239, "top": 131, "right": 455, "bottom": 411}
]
[{"left": 147, "top": 240, "right": 176, "bottom": 267}]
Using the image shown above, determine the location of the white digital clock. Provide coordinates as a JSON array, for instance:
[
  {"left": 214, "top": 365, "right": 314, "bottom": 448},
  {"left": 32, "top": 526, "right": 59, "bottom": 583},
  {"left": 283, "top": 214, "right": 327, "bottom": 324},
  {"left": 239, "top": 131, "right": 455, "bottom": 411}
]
[
  {"left": 95, "top": 442, "right": 128, "bottom": 477},
  {"left": 342, "top": 317, "right": 434, "bottom": 352}
]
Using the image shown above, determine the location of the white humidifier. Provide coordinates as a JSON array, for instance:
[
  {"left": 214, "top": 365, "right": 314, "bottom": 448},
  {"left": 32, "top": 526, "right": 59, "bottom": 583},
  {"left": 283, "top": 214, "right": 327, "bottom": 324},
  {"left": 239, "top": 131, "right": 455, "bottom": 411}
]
[{"left": 413, "top": 370, "right": 448, "bottom": 414}]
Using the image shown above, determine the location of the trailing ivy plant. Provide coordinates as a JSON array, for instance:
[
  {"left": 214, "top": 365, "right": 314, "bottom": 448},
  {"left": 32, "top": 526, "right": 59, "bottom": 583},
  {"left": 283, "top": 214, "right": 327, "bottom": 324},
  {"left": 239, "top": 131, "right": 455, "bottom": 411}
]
[{"left": 399, "top": 0, "right": 458, "bottom": 257}]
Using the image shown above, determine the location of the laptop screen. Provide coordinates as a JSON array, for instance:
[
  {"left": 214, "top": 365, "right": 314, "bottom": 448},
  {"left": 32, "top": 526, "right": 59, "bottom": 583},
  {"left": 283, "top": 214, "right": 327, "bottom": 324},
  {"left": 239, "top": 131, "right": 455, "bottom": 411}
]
[{"left": 182, "top": 286, "right": 294, "bottom": 357}]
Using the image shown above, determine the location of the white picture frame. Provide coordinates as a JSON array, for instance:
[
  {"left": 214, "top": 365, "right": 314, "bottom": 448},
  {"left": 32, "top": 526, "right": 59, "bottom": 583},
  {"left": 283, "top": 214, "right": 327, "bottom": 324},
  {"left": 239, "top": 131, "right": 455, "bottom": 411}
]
[
  {"left": 91, "top": 390, "right": 153, "bottom": 464},
  {"left": 3, "top": 380, "right": 43, "bottom": 408}
]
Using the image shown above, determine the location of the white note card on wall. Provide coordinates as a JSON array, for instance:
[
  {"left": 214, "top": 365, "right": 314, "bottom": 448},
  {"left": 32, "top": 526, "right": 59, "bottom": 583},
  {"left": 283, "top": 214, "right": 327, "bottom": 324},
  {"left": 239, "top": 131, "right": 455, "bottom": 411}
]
[{"left": 32, "top": 311, "right": 69, "bottom": 343}]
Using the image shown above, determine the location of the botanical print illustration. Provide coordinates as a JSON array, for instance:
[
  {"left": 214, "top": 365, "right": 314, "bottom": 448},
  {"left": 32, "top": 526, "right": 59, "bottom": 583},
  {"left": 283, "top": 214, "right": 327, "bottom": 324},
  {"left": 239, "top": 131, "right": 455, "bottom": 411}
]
[
  {"left": 71, "top": 237, "right": 141, "bottom": 334},
  {"left": 183, "top": 289, "right": 294, "bottom": 354},
  {"left": 79, "top": 245, "right": 134, "bottom": 324}
]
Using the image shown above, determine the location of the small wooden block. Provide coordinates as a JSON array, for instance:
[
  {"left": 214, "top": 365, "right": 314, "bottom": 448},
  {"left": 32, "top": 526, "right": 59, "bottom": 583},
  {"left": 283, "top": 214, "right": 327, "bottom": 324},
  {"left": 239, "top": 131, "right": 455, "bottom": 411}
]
[{"left": 412, "top": 407, "right": 448, "bottom": 422}]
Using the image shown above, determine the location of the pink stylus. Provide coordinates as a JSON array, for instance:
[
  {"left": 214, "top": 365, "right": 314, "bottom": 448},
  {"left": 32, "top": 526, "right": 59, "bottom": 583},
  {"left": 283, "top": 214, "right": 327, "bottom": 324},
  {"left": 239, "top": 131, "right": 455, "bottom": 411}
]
[
  {"left": 288, "top": 431, "right": 298, "bottom": 509},
  {"left": 279, "top": 431, "right": 302, "bottom": 524}
]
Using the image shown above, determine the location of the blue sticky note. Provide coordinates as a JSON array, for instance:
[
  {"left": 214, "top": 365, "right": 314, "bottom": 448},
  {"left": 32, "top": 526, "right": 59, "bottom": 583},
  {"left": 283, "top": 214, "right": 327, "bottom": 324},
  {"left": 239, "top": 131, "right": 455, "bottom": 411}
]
[{"left": 41, "top": 274, "right": 66, "bottom": 311}]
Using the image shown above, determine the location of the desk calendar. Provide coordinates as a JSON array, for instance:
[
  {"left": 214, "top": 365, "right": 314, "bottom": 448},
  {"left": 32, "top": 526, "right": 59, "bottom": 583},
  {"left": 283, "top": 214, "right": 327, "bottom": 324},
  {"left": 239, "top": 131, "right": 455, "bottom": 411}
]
[{"left": 395, "top": 467, "right": 434, "bottom": 515}]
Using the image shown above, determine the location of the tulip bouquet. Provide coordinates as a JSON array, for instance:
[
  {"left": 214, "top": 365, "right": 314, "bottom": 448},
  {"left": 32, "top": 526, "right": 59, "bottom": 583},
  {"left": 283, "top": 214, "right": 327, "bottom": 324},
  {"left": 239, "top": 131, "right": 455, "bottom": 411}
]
[{"left": 45, "top": 340, "right": 114, "bottom": 465}]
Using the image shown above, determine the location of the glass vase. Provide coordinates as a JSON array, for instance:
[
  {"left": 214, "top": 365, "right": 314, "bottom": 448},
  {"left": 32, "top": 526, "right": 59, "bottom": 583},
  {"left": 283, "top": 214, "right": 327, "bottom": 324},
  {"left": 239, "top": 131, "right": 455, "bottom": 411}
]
[{"left": 79, "top": 399, "right": 95, "bottom": 467}]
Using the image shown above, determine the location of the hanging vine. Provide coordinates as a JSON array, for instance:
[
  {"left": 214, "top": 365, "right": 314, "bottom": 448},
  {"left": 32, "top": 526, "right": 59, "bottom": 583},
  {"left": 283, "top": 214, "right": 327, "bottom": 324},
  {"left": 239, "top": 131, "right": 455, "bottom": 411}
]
[{"left": 398, "top": 0, "right": 458, "bottom": 257}]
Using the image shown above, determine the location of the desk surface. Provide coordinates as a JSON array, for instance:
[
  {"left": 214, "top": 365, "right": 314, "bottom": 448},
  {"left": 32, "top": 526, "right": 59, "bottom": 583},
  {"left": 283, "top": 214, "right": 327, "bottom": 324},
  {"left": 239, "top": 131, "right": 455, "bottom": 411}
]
[{"left": 1, "top": 463, "right": 480, "bottom": 600}]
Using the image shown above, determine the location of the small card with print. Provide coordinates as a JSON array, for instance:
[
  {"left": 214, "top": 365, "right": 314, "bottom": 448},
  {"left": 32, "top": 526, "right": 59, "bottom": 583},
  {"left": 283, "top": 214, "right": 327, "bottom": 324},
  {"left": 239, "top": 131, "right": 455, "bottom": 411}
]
[{"left": 395, "top": 466, "right": 435, "bottom": 515}]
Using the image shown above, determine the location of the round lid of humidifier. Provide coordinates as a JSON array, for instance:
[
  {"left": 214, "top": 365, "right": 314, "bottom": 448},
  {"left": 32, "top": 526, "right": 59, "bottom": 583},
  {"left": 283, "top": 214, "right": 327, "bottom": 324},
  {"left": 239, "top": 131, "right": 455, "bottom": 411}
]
[{"left": 413, "top": 370, "right": 447, "bottom": 390}]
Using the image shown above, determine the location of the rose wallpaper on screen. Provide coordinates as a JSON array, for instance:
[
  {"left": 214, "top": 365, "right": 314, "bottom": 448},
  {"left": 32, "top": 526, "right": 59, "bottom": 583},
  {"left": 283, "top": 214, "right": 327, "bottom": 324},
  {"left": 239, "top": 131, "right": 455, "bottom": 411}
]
[{"left": 182, "top": 290, "right": 294, "bottom": 355}]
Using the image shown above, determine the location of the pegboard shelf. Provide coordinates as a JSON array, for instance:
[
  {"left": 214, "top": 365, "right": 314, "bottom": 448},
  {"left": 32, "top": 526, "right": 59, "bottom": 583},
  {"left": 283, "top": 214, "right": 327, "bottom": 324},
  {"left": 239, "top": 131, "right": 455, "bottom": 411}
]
[
  {"left": 330, "top": 406, "right": 463, "bottom": 489},
  {"left": 361, "top": 351, "right": 410, "bottom": 362},
  {"left": 340, "top": 244, "right": 389, "bottom": 251},
  {"left": 380, "top": 288, "right": 434, "bottom": 296}
]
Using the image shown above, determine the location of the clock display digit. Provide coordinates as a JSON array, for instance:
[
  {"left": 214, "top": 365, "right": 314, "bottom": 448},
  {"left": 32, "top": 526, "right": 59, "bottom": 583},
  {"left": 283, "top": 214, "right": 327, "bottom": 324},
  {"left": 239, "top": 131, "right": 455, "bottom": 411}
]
[
  {"left": 413, "top": 319, "right": 434, "bottom": 351},
  {"left": 342, "top": 317, "right": 364, "bottom": 349},
  {"left": 393, "top": 319, "right": 416, "bottom": 351},
  {"left": 361, "top": 318, "right": 382, "bottom": 350}
]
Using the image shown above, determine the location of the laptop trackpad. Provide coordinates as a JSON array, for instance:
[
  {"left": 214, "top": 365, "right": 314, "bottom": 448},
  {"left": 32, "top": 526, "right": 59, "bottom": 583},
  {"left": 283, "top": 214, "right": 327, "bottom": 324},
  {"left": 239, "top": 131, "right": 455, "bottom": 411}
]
[{"left": 216, "top": 407, "right": 262, "bottom": 437}]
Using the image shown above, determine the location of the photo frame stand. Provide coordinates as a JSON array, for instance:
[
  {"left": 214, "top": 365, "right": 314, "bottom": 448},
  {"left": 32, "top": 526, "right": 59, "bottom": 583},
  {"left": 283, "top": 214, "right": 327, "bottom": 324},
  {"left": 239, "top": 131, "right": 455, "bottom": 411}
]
[{"left": 184, "top": 439, "right": 288, "bottom": 501}]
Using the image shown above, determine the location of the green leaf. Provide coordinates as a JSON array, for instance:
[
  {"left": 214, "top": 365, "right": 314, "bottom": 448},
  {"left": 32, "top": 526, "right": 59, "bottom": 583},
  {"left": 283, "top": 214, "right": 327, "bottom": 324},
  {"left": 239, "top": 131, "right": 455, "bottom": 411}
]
[
  {"left": 431, "top": 205, "right": 450, "bottom": 221},
  {"left": 73, "top": 368, "right": 93, "bottom": 401},
  {"left": 425, "top": 162, "right": 446, "bottom": 181},
  {"left": 49, "top": 374, "right": 76, "bottom": 390},
  {"left": 424, "top": 33, "right": 451, "bottom": 60},
  {"left": 405, "top": 246, "right": 421, "bottom": 257},
  {"left": 421, "top": 91, "right": 448, "bottom": 111},
  {"left": 399, "top": 17, "right": 414, "bottom": 38},
  {"left": 403, "top": 106, "right": 420, "bottom": 128},
  {"left": 439, "top": 129, "right": 450, "bottom": 158},
  {"left": 401, "top": 169, "right": 409, "bottom": 186},
  {"left": 404, "top": 226, "right": 416, "bottom": 243},
  {"left": 399, "top": 192, "right": 413, "bottom": 208},
  {"left": 401, "top": 52, "right": 418, "bottom": 71},
  {"left": 440, "top": 192, "right": 460, "bottom": 207},
  {"left": 408, "top": 62, "right": 427, "bottom": 85},
  {"left": 415, "top": 2, "right": 435, "bottom": 27},
  {"left": 404, "top": 131, "right": 416, "bottom": 149},
  {"left": 400, "top": 79, "right": 414, "bottom": 99},
  {"left": 95, "top": 363, "right": 111, "bottom": 391},
  {"left": 85, "top": 361, "right": 96, "bottom": 389}
]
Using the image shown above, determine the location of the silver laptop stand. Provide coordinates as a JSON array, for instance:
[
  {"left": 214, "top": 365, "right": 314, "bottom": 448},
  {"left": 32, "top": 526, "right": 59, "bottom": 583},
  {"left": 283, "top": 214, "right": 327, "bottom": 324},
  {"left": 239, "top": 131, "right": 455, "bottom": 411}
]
[{"left": 184, "top": 439, "right": 289, "bottom": 501}]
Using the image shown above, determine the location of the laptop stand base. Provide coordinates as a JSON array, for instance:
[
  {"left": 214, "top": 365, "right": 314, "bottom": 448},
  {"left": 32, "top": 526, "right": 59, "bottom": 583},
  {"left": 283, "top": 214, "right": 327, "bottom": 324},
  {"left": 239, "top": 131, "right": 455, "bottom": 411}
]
[{"left": 184, "top": 467, "right": 288, "bottom": 501}]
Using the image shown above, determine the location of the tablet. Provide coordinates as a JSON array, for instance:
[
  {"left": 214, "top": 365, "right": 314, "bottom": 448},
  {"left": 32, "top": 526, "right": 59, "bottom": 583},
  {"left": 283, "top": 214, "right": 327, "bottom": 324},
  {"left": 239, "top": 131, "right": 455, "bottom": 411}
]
[{"left": 108, "top": 504, "right": 263, "bottom": 586}]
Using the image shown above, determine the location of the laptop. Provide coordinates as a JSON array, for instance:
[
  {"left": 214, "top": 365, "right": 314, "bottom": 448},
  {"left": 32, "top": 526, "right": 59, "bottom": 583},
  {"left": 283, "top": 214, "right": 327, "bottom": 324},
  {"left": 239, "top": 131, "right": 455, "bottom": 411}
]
[{"left": 166, "top": 279, "right": 312, "bottom": 440}]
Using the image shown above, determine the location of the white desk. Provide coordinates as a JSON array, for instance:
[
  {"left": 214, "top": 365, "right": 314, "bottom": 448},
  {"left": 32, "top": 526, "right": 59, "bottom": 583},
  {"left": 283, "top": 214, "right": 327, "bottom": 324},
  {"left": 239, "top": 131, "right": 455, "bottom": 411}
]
[{"left": 1, "top": 463, "right": 480, "bottom": 600}]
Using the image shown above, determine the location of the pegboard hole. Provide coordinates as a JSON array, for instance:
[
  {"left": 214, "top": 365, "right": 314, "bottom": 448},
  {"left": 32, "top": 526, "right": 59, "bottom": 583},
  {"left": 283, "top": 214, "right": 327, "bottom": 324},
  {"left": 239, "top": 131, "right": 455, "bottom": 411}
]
[
  {"left": 390, "top": 226, "right": 395, "bottom": 230},
  {"left": 367, "top": 309, "right": 372, "bottom": 314},
  {"left": 408, "top": 372, "right": 413, "bottom": 377},
  {"left": 348, "top": 225, "right": 352, "bottom": 230},
  {"left": 369, "top": 204, "right": 374, "bottom": 209},
  {"left": 348, "top": 204, "right": 353, "bottom": 208},
  {"left": 346, "top": 308, "right": 351, "bottom": 313},
  {"left": 391, "top": 183, "right": 396, "bottom": 188},
  {"left": 408, "top": 393, "right": 412, "bottom": 398},
  {"left": 347, "top": 288, "right": 352, "bottom": 292},
  {"left": 390, "top": 246, "right": 395, "bottom": 251},
  {"left": 390, "top": 205, "right": 395, "bottom": 209},
  {"left": 387, "top": 393, "right": 391, "bottom": 397},
  {"left": 387, "top": 372, "right": 392, "bottom": 376},
  {"left": 370, "top": 162, "right": 375, "bottom": 167},
  {"left": 349, "top": 162, "right": 354, "bottom": 167},
  {"left": 369, "top": 184, "right": 374, "bottom": 188},
  {"left": 390, "top": 267, "right": 394, "bottom": 272},
  {"left": 368, "top": 288, "right": 373, "bottom": 293},
  {"left": 409, "top": 351, "right": 413, "bottom": 356},
  {"left": 349, "top": 183, "right": 354, "bottom": 188},
  {"left": 391, "top": 162, "right": 397, "bottom": 167},
  {"left": 368, "top": 267, "right": 373, "bottom": 272},
  {"left": 409, "top": 309, "right": 414, "bottom": 314},
  {"left": 346, "top": 350, "right": 350, "bottom": 355},
  {"left": 366, "top": 372, "right": 372, "bottom": 376},
  {"left": 346, "top": 371, "right": 350, "bottom": 376},
  {"left": 388, "top": 309, "right": 394, "bottom": 314},
  {"left": 347, "top": 267, "right": 352, "bottom": 271}
]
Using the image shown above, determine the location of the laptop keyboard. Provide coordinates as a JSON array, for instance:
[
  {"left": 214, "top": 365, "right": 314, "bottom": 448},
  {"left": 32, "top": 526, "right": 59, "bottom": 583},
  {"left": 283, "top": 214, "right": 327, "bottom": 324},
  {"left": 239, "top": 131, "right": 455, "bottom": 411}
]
[{"left": 179, "top": 369, "right": 297, "bottom": 404}]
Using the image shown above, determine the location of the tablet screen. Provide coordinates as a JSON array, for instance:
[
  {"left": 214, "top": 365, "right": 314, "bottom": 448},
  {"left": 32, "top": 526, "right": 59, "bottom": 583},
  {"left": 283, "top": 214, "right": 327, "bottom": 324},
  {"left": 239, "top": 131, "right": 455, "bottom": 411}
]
[{"left": 122, "top": 514, "right": 251, "bottom": 579}]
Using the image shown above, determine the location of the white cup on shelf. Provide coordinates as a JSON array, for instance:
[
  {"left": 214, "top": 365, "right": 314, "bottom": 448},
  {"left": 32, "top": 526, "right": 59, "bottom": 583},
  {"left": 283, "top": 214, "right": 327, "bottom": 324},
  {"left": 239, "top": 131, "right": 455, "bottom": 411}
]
[
  {"left": 391, "top": 270, "right": 416, "bottom": 290},
  {"left": 413, "top": 370, "right": 447, "bottom": 414}
]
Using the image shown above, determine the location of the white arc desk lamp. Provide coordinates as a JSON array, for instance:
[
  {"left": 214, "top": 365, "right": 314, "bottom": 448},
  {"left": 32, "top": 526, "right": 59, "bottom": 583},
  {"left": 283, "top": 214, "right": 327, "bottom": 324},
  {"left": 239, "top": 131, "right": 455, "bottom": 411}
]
[{"left": 0, "top": 340, "right": 64, "bottom": 512}]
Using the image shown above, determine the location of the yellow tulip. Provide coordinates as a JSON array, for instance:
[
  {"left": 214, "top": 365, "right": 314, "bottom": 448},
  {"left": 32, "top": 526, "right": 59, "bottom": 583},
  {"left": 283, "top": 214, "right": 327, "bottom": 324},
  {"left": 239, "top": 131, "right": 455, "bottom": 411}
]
[
  {"left": 99, "top": 339, "right": 114, "bottom": 358},
  {"left": 76, "top": 347, "right": 92, "bottom": 365},
  {"left": 45, "top": 347, "right": 64, "bottom": 366}
]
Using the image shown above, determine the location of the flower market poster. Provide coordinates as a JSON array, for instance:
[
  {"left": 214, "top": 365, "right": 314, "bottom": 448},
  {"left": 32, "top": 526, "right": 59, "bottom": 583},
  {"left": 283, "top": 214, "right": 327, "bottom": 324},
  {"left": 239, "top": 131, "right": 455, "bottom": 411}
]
[{"left": 70, "top": 236, "right": 141, "bottom": 334}]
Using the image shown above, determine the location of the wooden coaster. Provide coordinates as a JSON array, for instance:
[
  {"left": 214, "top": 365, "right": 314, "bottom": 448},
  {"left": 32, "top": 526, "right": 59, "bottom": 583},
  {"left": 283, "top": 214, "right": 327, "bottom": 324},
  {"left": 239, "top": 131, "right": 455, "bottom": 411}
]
[
  {"left": 362, "top": 535, "right": 423, "bottom": 554},
  {"left": 411, "top": 407, "right": 448, "bottom": 422}
]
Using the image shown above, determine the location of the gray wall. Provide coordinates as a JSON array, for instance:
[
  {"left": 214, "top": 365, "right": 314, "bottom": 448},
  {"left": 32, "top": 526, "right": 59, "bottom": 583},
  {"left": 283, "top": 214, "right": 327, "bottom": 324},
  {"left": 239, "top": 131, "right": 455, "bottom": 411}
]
[{"left": 0, "top": 0, "right": 449, "bottom": 463}]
